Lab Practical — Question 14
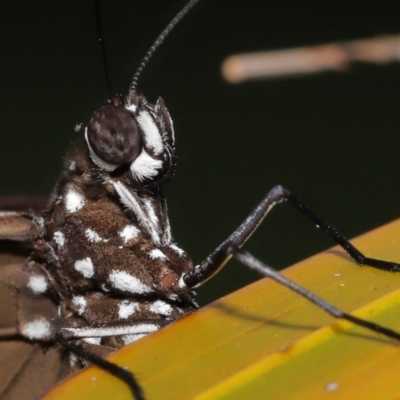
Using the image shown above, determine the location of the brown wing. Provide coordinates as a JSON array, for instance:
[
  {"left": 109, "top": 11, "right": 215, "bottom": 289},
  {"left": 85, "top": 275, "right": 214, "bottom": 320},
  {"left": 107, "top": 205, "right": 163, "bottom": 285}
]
[
  {"left": 0, "top": 341, "right": 64, "bottom": 400},
  {"left": 0, "top": 196, "right": 48, "bottom": 212},
  {"left": 0, "top": 252, "right": 66, "bottom": 400}
]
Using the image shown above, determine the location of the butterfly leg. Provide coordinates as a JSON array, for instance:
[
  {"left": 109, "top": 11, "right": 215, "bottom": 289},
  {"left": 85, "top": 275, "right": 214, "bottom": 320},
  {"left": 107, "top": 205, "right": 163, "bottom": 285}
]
[
  {"left": 56, "top": 333, "right": 144, "bottom": 400},
  {"left": 231, "top": 246, "right": 400, "bottom": 341},
  {"left": 182, "top": 184, "right": 400, "bottom": 290},
  {"left": 176, "top": 185, "right": 400, "bottom": 341},
  {"left": 284, "top": 187, "right": 400, "bottom": 271},
  {"left": 56, "top": 320, "right": 170, "bottom": 400}
]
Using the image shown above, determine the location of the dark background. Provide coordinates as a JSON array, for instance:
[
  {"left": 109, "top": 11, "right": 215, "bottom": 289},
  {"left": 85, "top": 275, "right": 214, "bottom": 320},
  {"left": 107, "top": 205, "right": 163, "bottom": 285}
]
[{"left": 1, "top": 1, "right": 400, "bottom": 305}]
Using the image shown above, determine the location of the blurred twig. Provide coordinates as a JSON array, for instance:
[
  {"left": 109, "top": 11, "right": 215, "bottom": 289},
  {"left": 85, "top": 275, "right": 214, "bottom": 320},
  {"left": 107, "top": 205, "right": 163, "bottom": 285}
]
[{"left": 222, "top": 34, "right": 400, "bottom": 83}]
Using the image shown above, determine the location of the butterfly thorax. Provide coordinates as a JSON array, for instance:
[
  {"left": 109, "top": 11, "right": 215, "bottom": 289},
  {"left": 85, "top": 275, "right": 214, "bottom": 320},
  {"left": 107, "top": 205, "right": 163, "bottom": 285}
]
[{"left": 30, "top": 93, "right": 197, "bottom": 348}]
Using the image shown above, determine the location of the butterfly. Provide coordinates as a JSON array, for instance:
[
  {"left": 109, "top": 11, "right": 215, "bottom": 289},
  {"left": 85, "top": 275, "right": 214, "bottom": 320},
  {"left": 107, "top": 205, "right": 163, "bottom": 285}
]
[{"left": 0, "top": 0, "right": 400, "bottom": 400}]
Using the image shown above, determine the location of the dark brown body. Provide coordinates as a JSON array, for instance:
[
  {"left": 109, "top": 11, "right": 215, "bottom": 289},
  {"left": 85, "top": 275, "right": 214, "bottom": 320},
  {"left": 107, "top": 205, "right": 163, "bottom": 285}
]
[
  {"left": 0, "top": 249, "right": 64, "bottom": 400},
  {"left": 0, "top": 94, "right": 198, "bottom": 399}
]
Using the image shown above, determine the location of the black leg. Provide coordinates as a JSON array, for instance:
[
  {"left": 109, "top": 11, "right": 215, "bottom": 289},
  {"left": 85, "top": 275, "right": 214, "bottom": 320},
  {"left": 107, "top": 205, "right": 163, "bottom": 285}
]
[
  {"left": 230, "top": 246, "right": 400, "bottom": 341},
  {"left": 285, "top": 189, "right": 400, "bottom": 271},
  {"left": 55, "top": 319, "right": 172, "bottom": 399},
  {"left": 182, "top": 185, "right": 286, "bottom": 288},
  {"left": 178, "top": 185, "right": 400, "bottom": 340},
  {"left": 181, "top": 185, "right": 400, "bottom": 290},
  {"left": 56, "top": 333, "right": 145, "bottom": 400}
]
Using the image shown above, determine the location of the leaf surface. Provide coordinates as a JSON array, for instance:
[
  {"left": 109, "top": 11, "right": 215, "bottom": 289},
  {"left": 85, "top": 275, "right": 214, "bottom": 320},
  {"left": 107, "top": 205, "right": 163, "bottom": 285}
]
[{"left": 42, "top": 219, "right": 400, "bottom": 400}]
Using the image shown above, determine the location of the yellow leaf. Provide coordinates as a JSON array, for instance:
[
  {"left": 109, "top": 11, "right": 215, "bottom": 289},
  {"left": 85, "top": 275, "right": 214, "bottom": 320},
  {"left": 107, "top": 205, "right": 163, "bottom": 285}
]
[{"left": 42, "top": 219, "right": 400, "bottom": 400}]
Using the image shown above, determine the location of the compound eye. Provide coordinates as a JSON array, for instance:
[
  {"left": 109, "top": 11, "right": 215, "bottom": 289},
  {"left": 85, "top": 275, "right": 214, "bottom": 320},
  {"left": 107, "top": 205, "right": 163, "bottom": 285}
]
[{"left": 87, "top": 105, "right": 142, "bottom": 166}]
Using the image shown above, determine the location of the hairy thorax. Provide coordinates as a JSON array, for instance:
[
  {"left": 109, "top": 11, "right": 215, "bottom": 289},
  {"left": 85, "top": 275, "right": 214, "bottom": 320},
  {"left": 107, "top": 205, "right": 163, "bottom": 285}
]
[{"left": 37, "top": 146, "right": 196, "bottom": 349}]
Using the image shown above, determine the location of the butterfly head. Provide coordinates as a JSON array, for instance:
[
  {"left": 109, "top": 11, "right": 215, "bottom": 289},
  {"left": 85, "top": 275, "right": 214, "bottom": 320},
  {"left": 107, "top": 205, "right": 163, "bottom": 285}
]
[{"left": 85, "top": 92, "right": 176, "bottom": 187}]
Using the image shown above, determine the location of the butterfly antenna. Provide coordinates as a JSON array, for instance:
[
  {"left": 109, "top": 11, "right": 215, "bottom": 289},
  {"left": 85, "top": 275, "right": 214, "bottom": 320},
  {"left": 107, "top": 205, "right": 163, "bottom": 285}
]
[
  {"left": 95, "top": 0, "right": 117, "bottom": 102},
  {"left": 129, "top": 0, "right": 201, "bottom": 94}
]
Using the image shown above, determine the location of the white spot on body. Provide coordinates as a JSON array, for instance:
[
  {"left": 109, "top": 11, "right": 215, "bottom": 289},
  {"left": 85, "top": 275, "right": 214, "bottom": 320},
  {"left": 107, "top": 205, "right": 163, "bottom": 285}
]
[
  {"left": 170, "top": 244, "right": 185, "bottom": 257},
  {"left": 119, "top": 225, "right": 140, "bottom": 243},
  {"left": 21, "top": 318, "right": 51, "bottom": 340},
  {"left": 130, "top": 150, "right": 163, "bottom": 181},
  {"left": 149, "top": 300, "right": 173, "bottom": 316},
  {"left": 334, "top": 273, "right": 341, "bottom": 277},
  {"left": 136, "top": 110, "right": 163, "bottom": 155},
  {"left": 74, "top": 257, "right": 95, "bottom": 278},
  {"left": 65, "top": 189, "right": 85, "bottom": 213},
  {"left": 148, "top": 249, "right": 168, "bottom": 260},
  {"left": 72, "top": 295, "right": 87, "bottom": 315},
  {"left": 108, "top": 270, "right": 153, "bottom": 294},
  {"left": 27, "top": 275, "right": 48, "bottom": 294},
  {"left": 118, "top": 300, "right": 140, "bottom": 319},
  {"left": 53, "top": 231, "right": 65, "bottom": 247},
  {"left": 69, "top": 160, "right": 76, "bottom": 170},
  {"left": 85, "top": 228, "right": 108, "bottom": 243},
  {"left": 83, "top": 337, "right": 101, "bottom": 345}
]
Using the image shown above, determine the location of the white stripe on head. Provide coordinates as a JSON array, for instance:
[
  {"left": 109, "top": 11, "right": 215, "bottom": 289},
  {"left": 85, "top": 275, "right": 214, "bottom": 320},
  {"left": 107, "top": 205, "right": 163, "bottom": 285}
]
[
  {"left": 130, "top": 150, "right": 163, "bottom": 181},
  {"left": 137, "top": 110, "right": 163, "bottom": 155}
]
